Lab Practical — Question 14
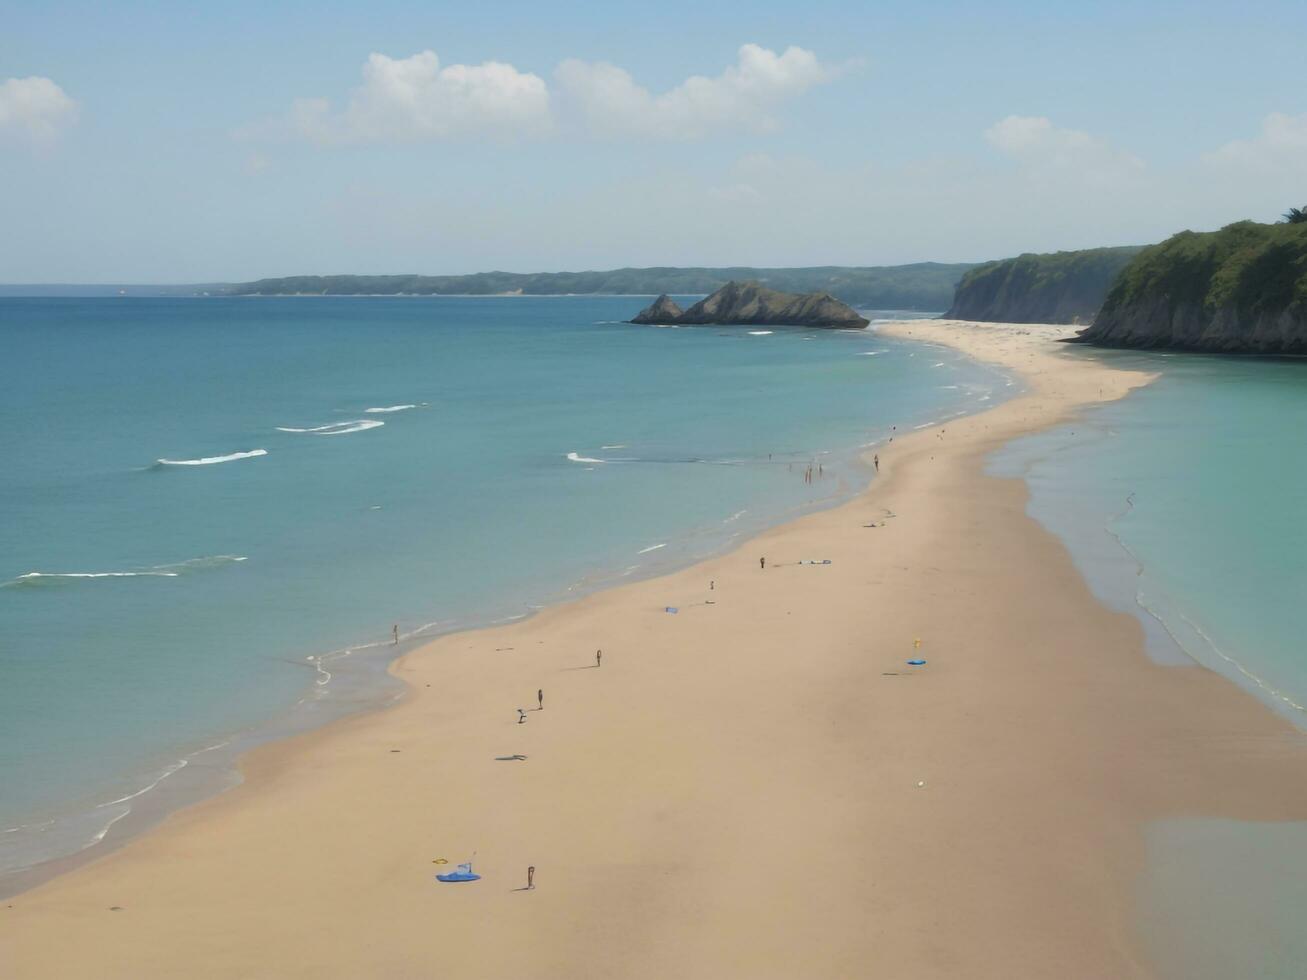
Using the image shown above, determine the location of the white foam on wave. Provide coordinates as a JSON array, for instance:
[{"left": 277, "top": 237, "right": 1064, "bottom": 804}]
[
  {"left": 277, "top": 420, "right": 384, "bottom": 435},
  {"left": 3, "top": 555, "right": 248, "bottom": 589},
  {"left": 637, "top": 543, "right": 667, "bottom": 554},
  {"left": 856, "top": 350, "right": 886, "bottom": 356},
  {"left": 364, "top": 404, "right": 417, "bottom": 414},
  {"left": 600, "top": 444, "right": 627, "bottom": 450},
  {"left": 566, "top": 452, "right": 605, "bottom": 464},
  {"left": 155, "top": 449, "right": 267, "bottom": 466},
  {"left": 11, "top": 571, "right": 178, "bottom": 583},
  {"left": 747, "top": 330, "right": 774, "bottom": 336}
]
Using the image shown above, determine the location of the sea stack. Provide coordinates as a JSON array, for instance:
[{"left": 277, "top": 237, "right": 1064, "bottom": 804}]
[
  {"left": 629, "top": 294, "right": 685, "bottom": 324},
  {"left": 629, "top": 281, "right": 869, "bottom": 329}
]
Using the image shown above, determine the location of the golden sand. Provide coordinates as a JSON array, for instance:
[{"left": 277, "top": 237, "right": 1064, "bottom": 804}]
[{"left": 4, "top": 320, "right": 1306, "bottom": 979}]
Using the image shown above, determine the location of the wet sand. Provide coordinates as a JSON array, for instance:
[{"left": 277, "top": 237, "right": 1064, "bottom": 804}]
[{"left": 4, "top": 320, "right": 1306, "bottom": 979}]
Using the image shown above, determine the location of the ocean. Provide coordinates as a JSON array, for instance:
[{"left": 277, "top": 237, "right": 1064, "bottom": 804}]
[
  {"left": 994, "top": 346, "right": 1307, "bottom": 980},
  {"left": 0, "top": 296, "right": 1007, "bottom": 888}
]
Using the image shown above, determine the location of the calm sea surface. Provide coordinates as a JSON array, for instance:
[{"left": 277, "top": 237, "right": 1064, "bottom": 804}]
[
  {"left": 994, "top": 346, "right": 1307, "bottom": 980},
  {"left": 0, "top": 296, "right": 1006, "bottom": 884}
]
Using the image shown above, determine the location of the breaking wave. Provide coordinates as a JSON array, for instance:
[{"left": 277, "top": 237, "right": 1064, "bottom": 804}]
[
  {"left": 154, "top": 449, "right": 267, "bottom": 466},
  {"left": 3, "top": 555, "right": 247, "bottom": 589},
  {"left": 566, "top": 452, "right": 605, "bottom": 464},
  {"left": 364, "top": 405, "right": 417, "bottom": 414},
  {"left": 276, "top": 420, "right": 384, "bottom": 435}
]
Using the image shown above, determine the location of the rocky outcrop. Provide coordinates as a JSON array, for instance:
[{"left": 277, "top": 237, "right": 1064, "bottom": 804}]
[
  {"left": 630, "top": 281, "right": 869, "bottom": 328},
  {"left": 1074, "top": 222, "right": 1307, "bottom": 354},
  {"left": 946, "top": 246, "right": 1143, "bottom": 324},
  {"left": 629, "top": 294, "right": 684, "bottom": 324}
]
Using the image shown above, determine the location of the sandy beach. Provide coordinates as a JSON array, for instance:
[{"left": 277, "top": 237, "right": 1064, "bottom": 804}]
[{"left": 4, "top": 320, "right": 1307, "bottom": 979}]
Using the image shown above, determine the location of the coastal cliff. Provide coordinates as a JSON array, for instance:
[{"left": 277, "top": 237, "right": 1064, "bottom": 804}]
[
  {"left": 1075, "top": 222, "right": 1307, "bottom": 354},
  {"left": 630, "top": 281, "right": 870, "bottom": 328},
  {"left": 946, "top": 246, "right": 1143, "bottom": 324}
]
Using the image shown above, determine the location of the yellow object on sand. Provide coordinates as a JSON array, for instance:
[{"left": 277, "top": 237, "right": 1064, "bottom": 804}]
[{"left": 432, "top": 858, "right": 448, "bottom": 865}]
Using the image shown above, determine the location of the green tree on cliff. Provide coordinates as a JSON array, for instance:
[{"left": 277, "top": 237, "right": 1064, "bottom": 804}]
[{"left": 1282, "top": 205, "right": 1307, "bottom": 224}]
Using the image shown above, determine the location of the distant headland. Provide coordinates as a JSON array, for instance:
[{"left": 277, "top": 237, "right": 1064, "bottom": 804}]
[
  {"left": 220, "top": 264, "right": 972, "bottom": 309},
  {"left": 630, "top": 281, "right": 870, "bottom": 329}
]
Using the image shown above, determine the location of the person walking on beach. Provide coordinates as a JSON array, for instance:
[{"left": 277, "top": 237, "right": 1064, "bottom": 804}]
[
  {"left": 392, "top": 624, "right": 399, "bottom": 645},
  {"left": 527, "top": 866, "right": 535, "bottom": 890},
  {"left": 760, "top": 556, "right": 766, "bottom": 570},
  {"left": 874, "top": 454, "right": 879, "bottom": 472},
  {"left": 595, "top": 649, "right": 602, "bottom": 668},
  {"left": 537, "top": 688, "right": 543, "bottom": 710},
  {"left": 517, "top": 708, "right": 527, "bottom": 724}
]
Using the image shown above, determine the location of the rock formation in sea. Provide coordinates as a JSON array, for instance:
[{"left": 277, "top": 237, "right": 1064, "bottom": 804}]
[
  {"left": 629, "top": 294, "right": 684, "bottom": 324},
  {"left": 946, "top": 246, "right": 1143, "bottom": 325},
  {"left": 1074, "top": 221, "right": 1307, "bottom": 354},
  {"left": 630, "top": 281, "right": 870, "bottom": 328}
]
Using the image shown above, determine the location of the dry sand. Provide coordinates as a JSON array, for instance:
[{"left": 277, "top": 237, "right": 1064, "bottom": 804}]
[{"left": 4, "top": 320, "right": 1307, "bottom": 979}]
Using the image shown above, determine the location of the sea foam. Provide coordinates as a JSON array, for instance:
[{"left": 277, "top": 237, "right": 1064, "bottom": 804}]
[
  {"left": 276, "top": 420, "right": 384, "bottom": 435},
  {"left": 155, "top": 449, "right": 267, "bottom": 466},
  {"left": 364, "top": 405, "right": 417, "bottom": 414},
  {"left": 3, "top": 555, "right": 247, "bottom": 589}
]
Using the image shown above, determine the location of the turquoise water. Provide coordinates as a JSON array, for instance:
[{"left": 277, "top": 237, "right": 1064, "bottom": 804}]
[
  {"left": 0, "top": 297, "right": 1006, "bottom": 886},
  {"left": 996, "top": 349, "right": 1307, "bottom": 717},
  {"left": 994, "top": 348, "right": 1307, "bottom": 979}
]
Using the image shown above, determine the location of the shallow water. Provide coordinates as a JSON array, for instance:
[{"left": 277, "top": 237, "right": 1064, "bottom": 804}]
[
  {"left": 993, "top": 346, "right": 1307, "bottom": 977},
  {"left": 0, "top": 297, "right": 1007, "bottom": 884},
  {"left": 994, "top": 348, "right": 1307, "bottom": 714}
]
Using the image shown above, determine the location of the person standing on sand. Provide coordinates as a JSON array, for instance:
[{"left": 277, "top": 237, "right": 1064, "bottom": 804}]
[
  {"left": 527, "top": 866, "right": 535, "bottom": 889},
  {"left": 760, "top": 557, "right": 766, "bottom": 570},
  {"left": 537, "top": 689, "right": 543, "bottom": 710},
  {"left": 874, "top": 455, "right": 879, "bottom": 472},
  {"left": 392, "top": 624, "right": 398, "bottom": 645},
  {"left": 595, "top": 649, "right": 602, "bottom": 668}
]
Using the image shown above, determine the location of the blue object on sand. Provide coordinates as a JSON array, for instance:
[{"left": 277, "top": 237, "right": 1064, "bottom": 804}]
[
  {"left": 907, "top": 659, "right": 927, "bottom": 666},
  {"left": 436, "top": 862, "right": 481, "bottom": 883},
  {"left": 665, "top": 607, "right": 678, "bottom": 613}
]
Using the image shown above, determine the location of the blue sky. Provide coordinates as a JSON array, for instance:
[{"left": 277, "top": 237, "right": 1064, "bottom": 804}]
[{"left": 3, "top": 0, "right": 1305, "bottom": 281}]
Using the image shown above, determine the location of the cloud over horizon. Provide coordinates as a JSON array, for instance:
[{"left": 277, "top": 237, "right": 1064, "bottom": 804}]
[
  {"left": 0, "top": 76, "right": 78, "bottom": 148},
  {"left": 1204, "top": 111, "right": 1307, "bottom": 175},
  {"left": 556, "top": 44, "right": 840, "bottom": 139},
  {"left": 248, "top": 44, "right": 840, "bottom": 146},
  {"left": 267, "top": 51, "right": 551, "bottom": 144},
  {"left": 985, "top": 115, "right": 1144, "bottom": 185}
]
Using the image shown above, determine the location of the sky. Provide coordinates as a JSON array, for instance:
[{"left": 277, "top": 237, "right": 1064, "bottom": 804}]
[{"left": 2, "top": 0, "right": 1306, "bottom": 282}]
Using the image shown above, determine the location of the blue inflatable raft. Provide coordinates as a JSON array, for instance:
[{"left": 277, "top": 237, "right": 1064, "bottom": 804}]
[{"left": 436, "top": 862, "right": 481, "bottom": 883}]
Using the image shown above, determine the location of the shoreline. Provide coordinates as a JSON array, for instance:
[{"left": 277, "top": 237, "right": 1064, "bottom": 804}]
[
  {"left": 5, "top": 320, "right": 1307, "bottom": 977},
  {"left": 0, "top": 321, "right": 989, "bottom": 900}
]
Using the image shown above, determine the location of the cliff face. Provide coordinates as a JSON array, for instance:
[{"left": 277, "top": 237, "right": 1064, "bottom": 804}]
[
  {"left": 946, "top": 246, "right": 1143, "bottom": 324},
  {"left": 1075, "top": 222, "right": 1307, "bottom": 354},
  {"left": 630, "top": 281, "right": 869, "bottom": 328},
  {"left": 629, "top": 294, "right": 684, "bottom": 324}
]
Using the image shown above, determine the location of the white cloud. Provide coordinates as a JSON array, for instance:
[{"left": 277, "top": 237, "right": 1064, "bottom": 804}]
[
  {"left": 1204, "top": 111, "right": 1307, "bottom": 174},
  {"left": 556, "top": 44, "right": 839, "bottom": 139},
  {"left": 0, "top": 76, "right": 78, "bottom": 148},
  {"left": 985, "top": 115, "right": 1143, "bottom": 184},
  {"left": 266, "top": 50, "right": 551, "bottom": 144}
]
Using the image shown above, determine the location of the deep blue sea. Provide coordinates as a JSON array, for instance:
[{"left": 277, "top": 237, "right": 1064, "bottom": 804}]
[{"left": 0, "top": 296, "right": 1007, "bottom": 885}]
